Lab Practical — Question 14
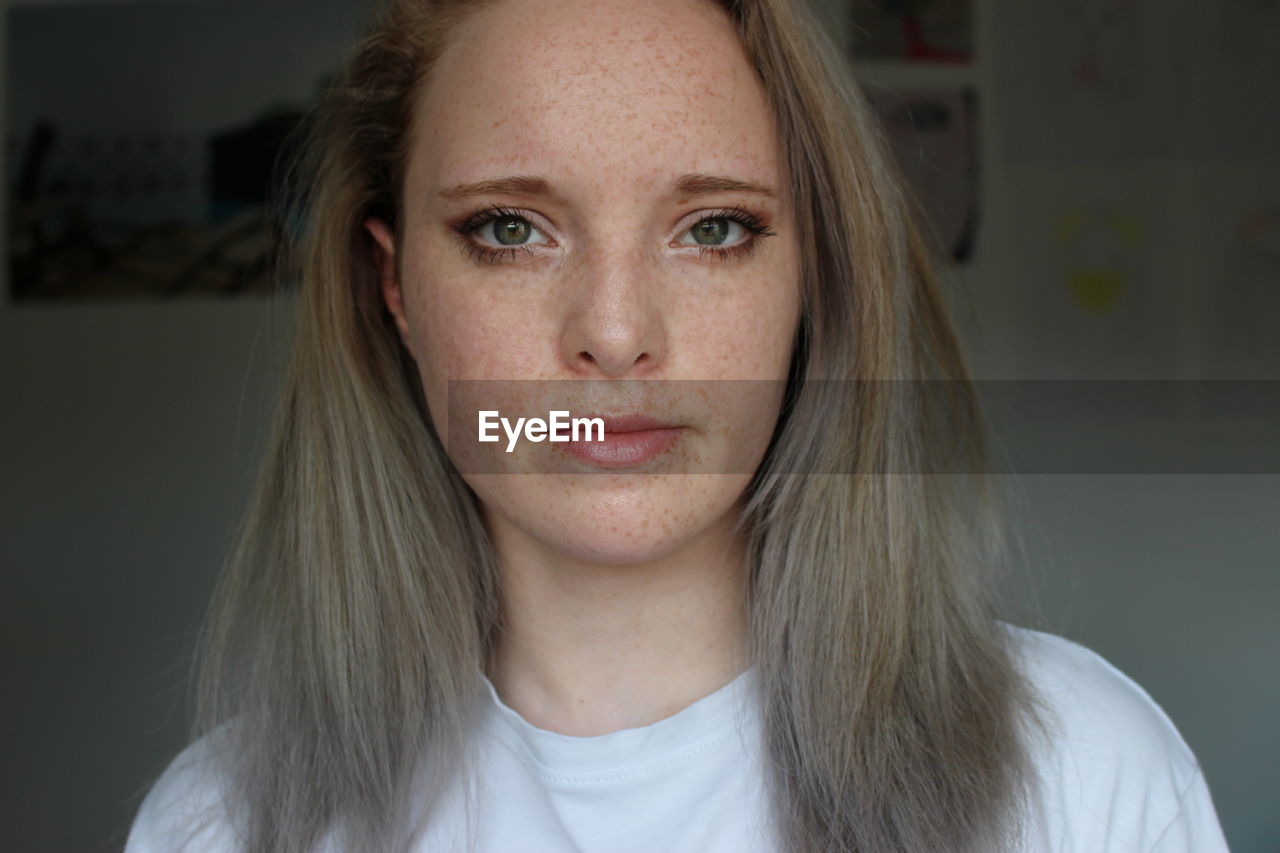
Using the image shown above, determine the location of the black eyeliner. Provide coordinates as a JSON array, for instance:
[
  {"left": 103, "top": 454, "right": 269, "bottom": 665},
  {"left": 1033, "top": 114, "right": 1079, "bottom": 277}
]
[{"left": 453, "top": 202, "right": 777, "bottom": 265}]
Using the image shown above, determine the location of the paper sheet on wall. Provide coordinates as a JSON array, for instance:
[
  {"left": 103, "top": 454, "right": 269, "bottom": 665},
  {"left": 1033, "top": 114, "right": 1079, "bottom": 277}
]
[
  {"left": 1184, "top": 0, "right": 1280, "bottom": 159},
  {"left": 992, "top": 0, "right": 1182, "bottom": 161},
  {"left": 1184, "top": 164, "right": 1280, "bottom": 391},
  {"left": 1002, "top": 164, "right": 1183, "bottom": 380}
]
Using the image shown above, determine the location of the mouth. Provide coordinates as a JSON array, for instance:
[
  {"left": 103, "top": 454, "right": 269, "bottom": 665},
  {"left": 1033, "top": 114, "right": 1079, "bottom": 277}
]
[{"left": 564, "top": 413, "right": 684, "bottom": 469}]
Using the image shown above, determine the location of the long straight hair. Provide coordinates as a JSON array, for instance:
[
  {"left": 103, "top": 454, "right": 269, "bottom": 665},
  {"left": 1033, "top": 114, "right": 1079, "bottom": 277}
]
[{"left": 194, "top": 0, "right": 1050, "bottom": 850}]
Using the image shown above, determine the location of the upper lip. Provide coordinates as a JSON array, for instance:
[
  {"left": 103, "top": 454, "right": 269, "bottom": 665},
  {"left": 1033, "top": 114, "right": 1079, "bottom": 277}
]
[{"left": 577, "top": 414, "right": 680, "bottom": 434}]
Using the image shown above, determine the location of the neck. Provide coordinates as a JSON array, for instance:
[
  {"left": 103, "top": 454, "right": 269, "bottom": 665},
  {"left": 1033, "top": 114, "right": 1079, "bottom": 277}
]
[{"left": 483, "top": 506, "right": 751, "bottom": 737}]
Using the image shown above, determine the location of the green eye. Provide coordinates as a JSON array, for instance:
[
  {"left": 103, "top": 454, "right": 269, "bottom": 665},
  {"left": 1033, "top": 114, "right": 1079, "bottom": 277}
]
[
  {"left": 690, "top": 218, "right": 732, "bottom": 245},
  {"left": 493, "top": 215, "right": 532, "bottom": 246}
]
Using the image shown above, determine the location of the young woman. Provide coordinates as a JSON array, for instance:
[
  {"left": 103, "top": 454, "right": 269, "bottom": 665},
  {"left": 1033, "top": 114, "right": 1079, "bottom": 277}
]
[{"left": 126, "top": 0, "right": 1229, "bottom": 851}]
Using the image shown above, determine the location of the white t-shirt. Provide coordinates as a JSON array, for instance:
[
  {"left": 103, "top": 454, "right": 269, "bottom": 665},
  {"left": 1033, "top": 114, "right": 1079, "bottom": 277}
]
[{"left": 125, "top": 626, "right": 1231, "bottom": 852}]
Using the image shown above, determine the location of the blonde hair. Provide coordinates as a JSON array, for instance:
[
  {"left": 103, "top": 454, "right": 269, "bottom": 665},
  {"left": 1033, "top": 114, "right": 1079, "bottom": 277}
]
[{"left": 194, "top": 0, "right": 1049, "bottom": 850}]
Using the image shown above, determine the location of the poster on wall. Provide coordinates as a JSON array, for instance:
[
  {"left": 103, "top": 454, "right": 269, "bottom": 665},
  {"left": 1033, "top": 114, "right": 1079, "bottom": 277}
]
[
  {"left": 865, "top": 88, "right": 980, "bottom": 263},
  {"left": 5, "top": 0, "right": 361, "bottom": 302}
]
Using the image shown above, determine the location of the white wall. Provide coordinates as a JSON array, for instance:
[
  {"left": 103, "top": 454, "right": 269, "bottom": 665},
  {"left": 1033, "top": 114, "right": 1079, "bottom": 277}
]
[{"left": 1, "top": 296, "right": 295, "bottom": 851}]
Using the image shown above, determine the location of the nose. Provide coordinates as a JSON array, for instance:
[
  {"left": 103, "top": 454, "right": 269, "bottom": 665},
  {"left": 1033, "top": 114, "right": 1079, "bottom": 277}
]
[{"left": 559, "top": 243, "right": 667, "bottom": 378}]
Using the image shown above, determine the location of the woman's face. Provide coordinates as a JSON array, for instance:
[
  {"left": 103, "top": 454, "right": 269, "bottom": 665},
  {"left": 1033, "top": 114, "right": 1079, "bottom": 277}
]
[{"left": 372, "top": 0, "right": 801, "bottom": 565}]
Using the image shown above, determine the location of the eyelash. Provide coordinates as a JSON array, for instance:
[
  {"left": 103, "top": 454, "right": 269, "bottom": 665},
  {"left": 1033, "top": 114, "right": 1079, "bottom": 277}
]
[{"left": 451, "top": 203, "right": 777, "bottom": 265}]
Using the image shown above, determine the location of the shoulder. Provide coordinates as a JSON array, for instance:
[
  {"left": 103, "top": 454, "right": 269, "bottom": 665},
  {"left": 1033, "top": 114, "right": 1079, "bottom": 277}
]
[
  {"left": 999, "top": 623, "right": 1229, "bottom": 852},
  {"left": 125, "top": 732, "right": 243, "bottom": 853},
  {"left": 1002, "top": 624, "right": 1197, "bottom": 773}
]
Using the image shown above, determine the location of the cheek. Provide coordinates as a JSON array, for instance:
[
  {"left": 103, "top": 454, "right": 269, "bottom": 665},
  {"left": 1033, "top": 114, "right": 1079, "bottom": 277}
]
[
  {"left": 679, "top": 267, "right": 801, "bottom": 378},
  {"left": 398, "top": 244, "right": 548, "bottom": 452},
  {"left": 413, "top": 296, "right": 529, "bottom": 378},
  {"left": 402, "top": 248, "right": 547, "bottom": 386}
]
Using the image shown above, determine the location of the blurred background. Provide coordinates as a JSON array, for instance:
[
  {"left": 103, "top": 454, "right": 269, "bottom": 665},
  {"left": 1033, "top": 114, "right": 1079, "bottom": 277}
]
[{"left": 2, "top": 0, "right": 1276, "bottom": 850}]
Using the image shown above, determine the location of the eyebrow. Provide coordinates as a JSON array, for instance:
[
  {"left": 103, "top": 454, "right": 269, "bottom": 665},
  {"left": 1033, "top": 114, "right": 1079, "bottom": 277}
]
[{"left": 437, "top": 172, "right": 777, "bottom": 201}]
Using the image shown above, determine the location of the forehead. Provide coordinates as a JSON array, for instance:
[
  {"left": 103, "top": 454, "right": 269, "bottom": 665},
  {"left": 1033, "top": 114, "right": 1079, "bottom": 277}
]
[{"left": 410, "top": 0, "right": 780, "bottom": 194}]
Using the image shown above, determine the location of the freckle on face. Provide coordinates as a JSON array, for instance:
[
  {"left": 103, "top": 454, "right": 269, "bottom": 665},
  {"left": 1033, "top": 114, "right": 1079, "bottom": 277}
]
[{"left": 392, "top": 0, "right": 801, "bottom": 566}]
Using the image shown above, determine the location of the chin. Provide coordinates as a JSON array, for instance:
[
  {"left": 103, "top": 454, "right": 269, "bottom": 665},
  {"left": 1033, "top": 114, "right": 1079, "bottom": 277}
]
[
  {"left": 472, "top": 472, "right": 752, "bottom": 567},
  {"left": 543, "top": 527, "right": 695, "bottom": 567}
]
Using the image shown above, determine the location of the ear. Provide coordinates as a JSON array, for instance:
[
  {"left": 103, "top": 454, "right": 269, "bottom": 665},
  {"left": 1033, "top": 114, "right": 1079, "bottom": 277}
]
[{"left": 365, "top": 217, "right": 414, "bottom": 355}]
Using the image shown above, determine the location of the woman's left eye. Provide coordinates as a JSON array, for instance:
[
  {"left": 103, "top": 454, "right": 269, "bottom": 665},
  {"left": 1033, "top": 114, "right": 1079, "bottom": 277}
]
[
  {"left": 676, "top": 209, "right": 776, "bottom": 260},
  {"left": 680, "top": 217, "right": 747, "bottom": 247}
]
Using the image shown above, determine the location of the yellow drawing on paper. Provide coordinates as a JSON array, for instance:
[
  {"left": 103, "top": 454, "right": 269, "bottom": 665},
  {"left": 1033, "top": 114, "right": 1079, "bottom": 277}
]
[{"left": 1054, "top": 209, "right": 1145, "bottom": 314}]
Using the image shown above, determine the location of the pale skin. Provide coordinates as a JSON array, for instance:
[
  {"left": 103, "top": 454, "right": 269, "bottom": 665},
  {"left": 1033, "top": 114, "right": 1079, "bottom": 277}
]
[{"left": 368, "top": 0, "right": 802, "bottom": 736}]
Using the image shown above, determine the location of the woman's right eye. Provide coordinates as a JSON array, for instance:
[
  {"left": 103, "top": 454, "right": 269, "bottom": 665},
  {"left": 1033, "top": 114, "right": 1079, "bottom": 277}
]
[
  {"left": 471, "top": 213, "right": 549, "bottom": 248},
  {"left": 454, "top": 206, "right": 552, "bottom": 264}
]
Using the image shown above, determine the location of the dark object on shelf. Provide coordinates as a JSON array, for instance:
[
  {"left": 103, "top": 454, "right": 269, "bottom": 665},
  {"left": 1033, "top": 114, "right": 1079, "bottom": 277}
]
[
  {"left": 16, "top": 120, "right": 56, "bottom": 203},
  {"left": 209, "top": 109, "right": 305, "bottom": 224},
  {"left": 851, "top": 0, "right": 973, "bottom": 63},
  {"left": 7, "top": 114, "right": 297, "bottom": 301}
]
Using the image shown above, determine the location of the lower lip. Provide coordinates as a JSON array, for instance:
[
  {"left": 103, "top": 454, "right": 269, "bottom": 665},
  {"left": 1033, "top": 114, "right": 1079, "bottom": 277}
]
[{"left": 564, "top": 427, "right": 683, "bottom": 469}]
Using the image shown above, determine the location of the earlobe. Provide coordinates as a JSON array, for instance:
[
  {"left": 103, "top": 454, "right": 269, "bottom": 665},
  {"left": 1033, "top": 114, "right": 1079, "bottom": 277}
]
[{"left": 364, "top": 217, "right": 413, "bottom": 354}]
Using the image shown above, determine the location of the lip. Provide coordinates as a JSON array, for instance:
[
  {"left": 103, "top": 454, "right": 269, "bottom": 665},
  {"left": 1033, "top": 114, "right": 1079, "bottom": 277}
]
[
  {"left": 592, "top": 414, "right": 673, "bottom": 434},
  {"left": 564, "top": 413, "right": 683, "bottom": 469}
]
